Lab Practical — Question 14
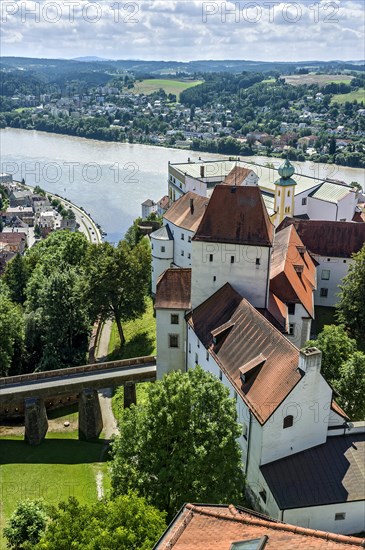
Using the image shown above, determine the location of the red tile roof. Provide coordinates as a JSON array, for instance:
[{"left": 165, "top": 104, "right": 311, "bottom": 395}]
[
  {"left": 193, "top": 185, "right": 274, "bottom": 246},
  {"left": 155, "top": 504, "right": 365, "bottom": 549},
  {"left": 223, "top": 166, "right": 254, "bottom": 186},
  {"left": 155, "top": 268, "right": 191, "bottom": 310},
  {"left": 187, "top": 283, "right": 301, "bottom": 424},
  {"left": 0, "top": 233, "right": 26, "bottom": 244},
  {"left": 277, "top": 218, "right": 365, "bottom": 258},
  {"left": 164, "top": 192, "right": 208, "bottom": 232},
  {"left": 270, "top": 225, "right": 316, "bottom": 318}
]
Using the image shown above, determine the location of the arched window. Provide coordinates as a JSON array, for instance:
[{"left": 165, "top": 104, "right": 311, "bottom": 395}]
[{"left": 283, "top": 415, "right": 294, "bottom": 429}]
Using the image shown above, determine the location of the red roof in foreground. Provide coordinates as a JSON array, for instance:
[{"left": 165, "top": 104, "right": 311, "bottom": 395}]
[
  {"left": 154, "top": 504, "right": 365, "bottom": 549},
  {"left": 155, "top": 268, "right": 191, "bottom": 310},
  {"left": 193, "top": 185, "right": 274, "bottom": 246}
]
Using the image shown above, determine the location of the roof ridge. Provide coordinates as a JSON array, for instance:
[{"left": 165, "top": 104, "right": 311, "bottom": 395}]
[{"left": 186, "top": 505, "right": 365, "bottom": 547}]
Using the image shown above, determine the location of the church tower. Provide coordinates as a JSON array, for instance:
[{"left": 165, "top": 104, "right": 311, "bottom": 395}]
[{"left": 274, "top": 159, "right": 297, "bottom": 226}]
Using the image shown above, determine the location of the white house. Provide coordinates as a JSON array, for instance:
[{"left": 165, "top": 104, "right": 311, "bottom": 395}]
[
  {"left": 150, "top": 192, "right": 207, "bottom": 294},
  {"left": 153, "top": 183, "right": 364, "bottom": 536},
  {"left": 277, "top": 218, "right": 365, "bottom": 308},
  {"left": 294, "top": 180, "right": 359, "bottom": 221},
  {"left": 191, "top": 185, "right": 274, "bottom": 310},
  {"left": 184, "top": 283, "right": 364, "bottom": 535}
]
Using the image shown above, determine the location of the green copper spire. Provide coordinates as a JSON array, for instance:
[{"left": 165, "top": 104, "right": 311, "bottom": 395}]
[{"left": 275, "top": 158, "right": 297, "bottom": 187}]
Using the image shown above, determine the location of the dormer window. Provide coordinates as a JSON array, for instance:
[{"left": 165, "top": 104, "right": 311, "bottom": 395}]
[{"left": 283, "top": 415, "right": 294, "bottom": 429}]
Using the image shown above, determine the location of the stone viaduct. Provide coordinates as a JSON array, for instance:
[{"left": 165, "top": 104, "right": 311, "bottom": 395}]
[{"left": 0, "top": 356, "right": 156, "bottom": 445}]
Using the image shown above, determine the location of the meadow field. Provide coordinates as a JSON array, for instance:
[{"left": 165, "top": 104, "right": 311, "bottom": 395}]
[
  {"left": 131, "top": 78, "right": 203, "bottom": 99},
  {"left": 284, "top": 73, "right": 354, "bottom": 87}
]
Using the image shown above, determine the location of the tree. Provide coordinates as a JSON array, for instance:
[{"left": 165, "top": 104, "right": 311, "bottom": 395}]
[
  {"left": 85, "top": 240, "right": 150, "bottom": 346},
  {"left": 110, "top": 366, "right": 245, "bottom": 518},
  {"left": 337, "top": 245, "right": 365, "bottom": 349},
  {"left": 4, "top": 499, "right": 48, "bottom": 549},
  {"left": 306, "top": 325, "right": 356, "bottom": 382},
  {"left": 333, "top": 352, "right": 365, "bottom": 421},
  {"left": 0, "top": 289, "right": 25, "bottom": 376},
  {"left": 329, "top": 136, "right": 337, "bottom": 156},
  {"left": 25, "top": 266, "right": 91, "bottom": 370},
  {"left": 34, "top": 494, "right": 166, "bottom": 550},
  {"left": 3, "top": 253, "right": 29, "bottom": 304}
]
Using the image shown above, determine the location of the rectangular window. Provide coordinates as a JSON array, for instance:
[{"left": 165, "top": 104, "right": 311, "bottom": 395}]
[
  {"left": 289, "top": 323, "right": 295, "bottom": 335},
  {"left": 320, "top": 288, "right": 328, "bottom": 297},
  {"left": 219, "top": 370, "right": 223, "bottom": 381},
  {"left": 231, "top": 256, "right": 235, "bottom": 264},
  {"left": 321, "top": 269, "right": 330, "bottom": 280},
  {"left": 169, "top": 334, "right": 179, "bottom": 348},
  {"left": 171, "top": 314, "right": 179, "bottom": 325},
  {"left": 188, "top": 343, "right": 191, "bottom": 353},
  {"left": 161, "top": 246, "right": 165, "bottom": 253},
  {"left": 181, "top": 233, "right": 184, "bottom": 240},
  {"left": 195, "top": 353, "right": 198, "bottom": 365},
  {"left": 302, "top": 197, "right": 307, "bottom": 205},
  {"left": 256, "top": 258, "right": 260, "bottom": 266},
  {"left": 188, "top": 236, "right": 191, "bottom": 242},
  {"left": 259, "top": 490, "right": 267, "bottom": 503},
  {"left": 288, "top": 303, "right": 295, "bottom": 315},
  {"left": 206, "top": 351, "right": 209, "bottom": 362},
  {"left": 287, "top": 190, "right": 291, "bottom": 197},
  {"left": 209, "top": 254, "right": 213, "bottom": 262},
  {"left": 181, "top": 250, "right": 184, "bottom": 256},
  {"left": 188, "top": 253, "right": 191, "bottom": 259},
  {"left": 213, "top": 276, "right": 216, "bottom": 282},
  {"left": 335, "top": 513, "right": 346, "bottom": 521}
]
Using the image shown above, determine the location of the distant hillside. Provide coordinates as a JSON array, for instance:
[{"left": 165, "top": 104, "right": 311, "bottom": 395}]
[{"left": 1, "top": 57, "right": 364, "bottom": 75}]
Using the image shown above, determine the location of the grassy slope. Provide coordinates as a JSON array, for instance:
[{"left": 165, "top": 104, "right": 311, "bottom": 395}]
[
  {"left": 131, "top": 79, "right": 203, "bottom": 99},
  {"left": 0, "top": 432, "right": 109, "bottom": 544},
  {"left": 108, "top": 297, "right": 156, "bottom": 360},
  {"left": 331, "top": 88, "right": 365, "bottom": 104},
  {"left": 285, "top": 74, "right": 354, "bottom": 87}
]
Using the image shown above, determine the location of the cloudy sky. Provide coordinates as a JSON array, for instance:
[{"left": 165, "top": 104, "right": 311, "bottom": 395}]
[{"left": 1, "top": 0, "right": 364, "bottom": 61}]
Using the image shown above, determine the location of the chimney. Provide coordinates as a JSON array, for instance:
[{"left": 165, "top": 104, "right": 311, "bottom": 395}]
[
  {"left": 200, "top": 165, "right": 205, "bottom": 178},
  {"left": 298, "top": 347, "right": 322, "bottom": 374},
  {"left": 190, "top": 198, "right": 194, "bottom": 214}
]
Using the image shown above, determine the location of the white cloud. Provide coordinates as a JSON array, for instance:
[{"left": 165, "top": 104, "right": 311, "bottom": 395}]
[{"left": 0, "top": 0, "right": 363, "bottom": 60}]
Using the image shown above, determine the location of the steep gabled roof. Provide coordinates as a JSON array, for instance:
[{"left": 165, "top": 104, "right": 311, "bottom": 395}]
[
  {"left": 277, "top": 218, "right": 365, "bottom": 258},
  {"left": 155, "top": 268, "right": 191, "bottom": 310},
  {"left": 270, "top": 225, "right": 316, "bottom": 318},
  {"left": 154, "top": 503, "right": 365, "bottom": 549},
  {"left": 187, "top": 283, "right": 301, "bottom": 424},
  {"left": 164, "top": 192, "right": 208, "bottom": 232},
  {"left": 193, "top": 185, "right": 274, "bottom": 246}
]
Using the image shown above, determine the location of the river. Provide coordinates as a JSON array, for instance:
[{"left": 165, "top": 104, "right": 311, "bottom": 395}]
[{"left": 1, "top": 128, "right": 364, "bottom": 242}]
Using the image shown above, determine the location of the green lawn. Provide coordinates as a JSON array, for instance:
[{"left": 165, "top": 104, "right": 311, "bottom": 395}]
[
  {"left": 107, "top": 298, "right": 156, "bottom": 360},
  {"left": 131, "top": 79, "right": 203, "bottom": 99},
  {"left": 331, "top": 88, "right": 365, "bottom": 104},
  {"left": 0, "top": 432, "right": 109, "bottom": 545},
  {"left": 112, "top": 382, "right": 151, "bottom": 423}
]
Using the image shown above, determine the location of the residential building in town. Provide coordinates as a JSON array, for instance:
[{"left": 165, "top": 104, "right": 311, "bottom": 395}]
[{"left": 154, "top": 503, "right": 365, "bottom": 549}]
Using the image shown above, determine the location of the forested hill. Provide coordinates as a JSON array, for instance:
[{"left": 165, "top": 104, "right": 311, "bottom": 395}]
[{"left": 1, "top": 57, "right": 364, "bottom": 76}]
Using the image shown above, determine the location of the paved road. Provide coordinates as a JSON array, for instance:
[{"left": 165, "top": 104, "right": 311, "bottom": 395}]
[{"left": 96, "top": 320, "right": 113, "bottom": 362}]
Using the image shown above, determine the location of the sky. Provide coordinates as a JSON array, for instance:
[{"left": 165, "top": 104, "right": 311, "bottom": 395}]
[{"left": 1, "top": 0, "right": 364, "bottom": 61}]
